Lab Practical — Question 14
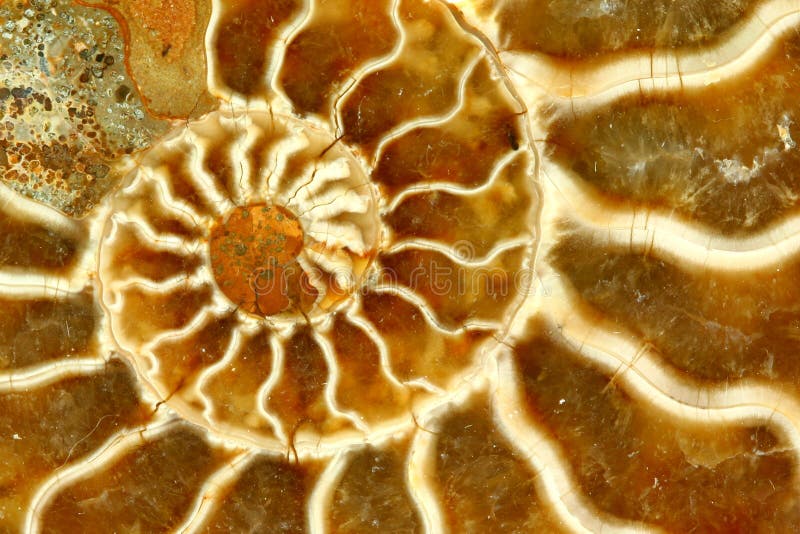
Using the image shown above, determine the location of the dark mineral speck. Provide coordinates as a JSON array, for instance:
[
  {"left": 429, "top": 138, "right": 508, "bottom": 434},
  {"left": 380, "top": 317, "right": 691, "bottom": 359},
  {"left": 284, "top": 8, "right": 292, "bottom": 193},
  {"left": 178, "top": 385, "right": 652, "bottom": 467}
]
[{"left": 114, "top": 84, "right": 130, "bottom": 102}]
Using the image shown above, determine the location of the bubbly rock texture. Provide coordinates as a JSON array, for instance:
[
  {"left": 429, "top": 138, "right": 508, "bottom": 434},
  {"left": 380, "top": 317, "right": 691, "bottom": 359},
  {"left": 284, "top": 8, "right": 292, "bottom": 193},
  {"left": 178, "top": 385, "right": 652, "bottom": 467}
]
[{"left": 0, "top": 0, "right": 799, "bottom": 532}]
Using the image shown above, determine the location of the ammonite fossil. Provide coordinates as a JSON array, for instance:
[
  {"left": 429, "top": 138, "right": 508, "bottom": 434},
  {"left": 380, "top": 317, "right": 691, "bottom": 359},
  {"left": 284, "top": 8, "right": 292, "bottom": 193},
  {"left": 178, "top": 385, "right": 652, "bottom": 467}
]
[{"left": 1, "top": 0, "right": 799, "bottom": 531}]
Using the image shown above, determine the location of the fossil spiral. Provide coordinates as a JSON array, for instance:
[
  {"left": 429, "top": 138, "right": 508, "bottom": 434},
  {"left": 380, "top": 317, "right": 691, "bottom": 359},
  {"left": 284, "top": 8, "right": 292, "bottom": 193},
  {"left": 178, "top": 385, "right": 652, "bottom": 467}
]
[{"left": 0, "top": 0, "right": 799, "bottom": 531}]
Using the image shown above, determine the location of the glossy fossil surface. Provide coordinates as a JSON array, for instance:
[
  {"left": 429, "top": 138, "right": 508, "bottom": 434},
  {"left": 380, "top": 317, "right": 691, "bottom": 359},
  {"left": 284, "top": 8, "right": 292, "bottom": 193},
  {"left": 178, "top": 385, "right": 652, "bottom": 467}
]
[{"left": 1, "top": 0, "right": 799, "bottom": 532}]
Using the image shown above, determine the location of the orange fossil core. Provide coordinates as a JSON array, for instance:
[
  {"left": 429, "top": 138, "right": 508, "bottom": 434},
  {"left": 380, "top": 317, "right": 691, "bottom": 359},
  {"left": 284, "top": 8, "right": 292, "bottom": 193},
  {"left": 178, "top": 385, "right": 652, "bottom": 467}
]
[{"left": 209, "top": 204, "right": 309, "bottom": 317}]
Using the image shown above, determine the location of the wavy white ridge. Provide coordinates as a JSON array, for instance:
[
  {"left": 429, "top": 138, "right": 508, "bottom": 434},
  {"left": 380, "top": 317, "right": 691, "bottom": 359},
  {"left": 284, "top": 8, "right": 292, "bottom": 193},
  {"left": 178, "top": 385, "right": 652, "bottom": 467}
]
[
  {"left": 542, "top": 164, "right": 800, "bottom": 272},
  {"left": 535, "top": 272, "right": 800, "bottom": 457},
  {"left": 503, "top": 0, "right": 800, "bottom": 106}
]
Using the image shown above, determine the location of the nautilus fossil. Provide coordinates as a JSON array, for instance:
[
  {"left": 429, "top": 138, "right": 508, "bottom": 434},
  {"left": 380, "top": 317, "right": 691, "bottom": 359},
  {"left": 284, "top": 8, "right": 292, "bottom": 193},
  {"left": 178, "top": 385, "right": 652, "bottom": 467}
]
[{"left": 1, "top": 0, "right": 799, "bottom": 531}]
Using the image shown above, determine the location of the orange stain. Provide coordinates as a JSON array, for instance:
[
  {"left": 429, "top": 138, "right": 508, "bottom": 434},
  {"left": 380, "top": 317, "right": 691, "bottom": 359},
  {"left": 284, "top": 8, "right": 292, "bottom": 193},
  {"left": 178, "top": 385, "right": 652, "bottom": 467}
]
[{"left": 209, "top": 204, "right": 306, "bottom": 317}]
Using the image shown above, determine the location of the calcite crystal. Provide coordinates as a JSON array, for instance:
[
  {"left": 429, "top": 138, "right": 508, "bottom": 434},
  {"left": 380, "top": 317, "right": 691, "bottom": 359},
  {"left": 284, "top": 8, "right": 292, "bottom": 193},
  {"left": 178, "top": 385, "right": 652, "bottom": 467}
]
[{"left": 1, "top": 0, "right": 799, "bottom": 532}]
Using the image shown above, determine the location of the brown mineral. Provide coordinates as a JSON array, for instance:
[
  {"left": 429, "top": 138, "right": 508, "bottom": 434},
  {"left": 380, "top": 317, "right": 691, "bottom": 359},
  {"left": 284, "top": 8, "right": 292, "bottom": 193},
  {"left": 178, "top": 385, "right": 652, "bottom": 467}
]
[{"left": 0, "top": 0, "right": 797, "bottom": 532}]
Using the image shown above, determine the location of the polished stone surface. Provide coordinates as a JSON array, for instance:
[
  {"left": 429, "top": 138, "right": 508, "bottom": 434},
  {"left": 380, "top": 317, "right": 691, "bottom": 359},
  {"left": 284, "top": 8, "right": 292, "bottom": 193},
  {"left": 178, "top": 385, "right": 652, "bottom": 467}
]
[{"left": 1, "top": 0, "right": 799, "bottom": 532}]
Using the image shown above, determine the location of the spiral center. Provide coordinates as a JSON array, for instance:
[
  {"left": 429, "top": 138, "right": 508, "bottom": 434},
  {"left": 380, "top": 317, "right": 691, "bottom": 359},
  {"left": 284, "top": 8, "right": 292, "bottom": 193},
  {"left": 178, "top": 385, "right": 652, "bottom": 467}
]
[{"left": 209, "top": 203, "right": 310, "bottom": 317}]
